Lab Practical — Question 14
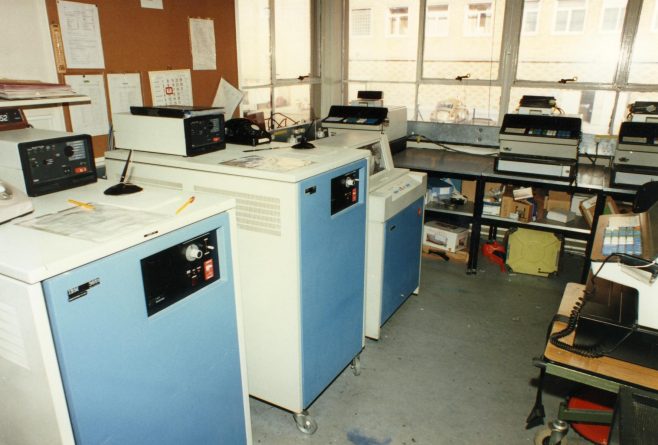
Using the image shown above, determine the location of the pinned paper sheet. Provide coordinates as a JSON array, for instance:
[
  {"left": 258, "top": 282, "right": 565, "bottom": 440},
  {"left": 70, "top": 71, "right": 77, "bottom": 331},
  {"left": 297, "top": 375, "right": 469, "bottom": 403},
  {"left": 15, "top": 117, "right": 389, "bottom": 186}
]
[
  {"left": 212, "top": 78, "right": 244, "bottom": 118},
  {"left": 189, "top": 18, "right": 216, "bottom": 70}
]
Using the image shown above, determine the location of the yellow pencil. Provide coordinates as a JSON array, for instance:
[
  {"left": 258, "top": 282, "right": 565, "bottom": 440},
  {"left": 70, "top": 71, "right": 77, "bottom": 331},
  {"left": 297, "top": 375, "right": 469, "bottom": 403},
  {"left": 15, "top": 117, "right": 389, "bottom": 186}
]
[
  {"left": 176, "top": 196, "right": 195, "bottom": 214},
  {"left": 68, "top": 199, "right": 95, "bottom": 210}
]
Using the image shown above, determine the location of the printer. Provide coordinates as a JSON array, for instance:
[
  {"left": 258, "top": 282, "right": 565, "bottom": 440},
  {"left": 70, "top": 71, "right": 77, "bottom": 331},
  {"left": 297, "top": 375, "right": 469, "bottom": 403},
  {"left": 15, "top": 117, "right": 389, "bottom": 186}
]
[
  {"left": 611, "top": 120, "right": 658, "bottom": 188},
  {"left": 321, "top": 105, "right": 408, "bottom": 154},
  {"left": 496, "top": 113, "right": 582, "bottom": 181}
]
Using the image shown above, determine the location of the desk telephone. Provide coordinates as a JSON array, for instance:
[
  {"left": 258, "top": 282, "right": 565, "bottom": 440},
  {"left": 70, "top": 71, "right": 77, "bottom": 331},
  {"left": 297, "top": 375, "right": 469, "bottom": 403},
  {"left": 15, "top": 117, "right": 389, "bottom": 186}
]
[
  {"left": 0, "top": 179, "right": 33, "bottom": 224},
  {"left": 225, "top": 118, "right": 271, "bottom": 146}
]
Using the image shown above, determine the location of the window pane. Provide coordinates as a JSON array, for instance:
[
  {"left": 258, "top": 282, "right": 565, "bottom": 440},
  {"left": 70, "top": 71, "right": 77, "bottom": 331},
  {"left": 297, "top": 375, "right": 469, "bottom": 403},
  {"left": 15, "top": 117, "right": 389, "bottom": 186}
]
[
  {"left": 347, "top": 82, "right": 416, "bottom": 120},
  {"left": 628, "top": 0, "right": 658, "bottom": 84},
  {"left": 417, "top": 84, "right": 501, "bottom": 125},
  {"left": 237, "top": 0, "right": 271, "bottom": 87},
  {"left": 275, "top": 0, "right": 311, "bottom": 79},
  {"left": 240, "top": 87, "right": 273, "bottom": 124},
  {"left": 348, "top": 0, "right": 419, "bottom": 82},
  {"left": 273, "top": 84, "right": 311, "bottom": 124},
  {"left": 517, "top": 0, "right": 626, "bottom": 83},
  {"left": 426, "top": 3, "right": 449, "bottom": 37},
  {"left": 422, "top": 0, "right": 505, "bottom": 80},
  {"left": 508, "top": 87, "right": 616, "bottom": 134},
  {"left": 522, "top": 0, "right": 540, "bottom": 34}
]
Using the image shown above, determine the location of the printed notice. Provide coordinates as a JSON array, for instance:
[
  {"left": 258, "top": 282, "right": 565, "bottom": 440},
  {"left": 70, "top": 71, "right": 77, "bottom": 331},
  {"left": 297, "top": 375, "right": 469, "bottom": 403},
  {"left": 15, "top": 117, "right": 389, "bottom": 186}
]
[
  {"left": 149, "top": 69, "right": 193, "bottom": 106},
  {"left": 212, "top": 78, "right": 243, "bottom": 118},
  {"left": 57, "top": 0, "right": 105, "bottom": 69},
  {"left": 107, "top": 73, "right": 143, "bottom": 115},
  {"left": 189, "top": 18, "right": 216, "bottom": 70},
  {"left": 65, "top": 74, "right": 109, "bottom": 136}
]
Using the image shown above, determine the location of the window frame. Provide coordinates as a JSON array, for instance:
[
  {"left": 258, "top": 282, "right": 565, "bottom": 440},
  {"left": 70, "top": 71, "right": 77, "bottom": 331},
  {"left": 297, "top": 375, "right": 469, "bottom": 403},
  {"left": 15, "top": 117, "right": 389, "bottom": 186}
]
[
  {"left": 464, "top": 1, "right": 494, "bottom": 37},
  {"left": 521, "top": 0, "right": 540, "bottom": 35},
  {"left": 552, "top": 0, "right": 587, "bottom": 35},
  {"left": 343, "top": 0, "right": 658, "bottom": 134},
  {"left": 425, "top": 3, "right": 450, "bottom": 37},
  {"left": 599, "top": 0, "right": 626, "bottom": 33},
  {"left": 235, "top": 0, "right": 320, "bottom": 129},
  {"left": 386, "top": 6, "right": 411, "bottom": 37}
]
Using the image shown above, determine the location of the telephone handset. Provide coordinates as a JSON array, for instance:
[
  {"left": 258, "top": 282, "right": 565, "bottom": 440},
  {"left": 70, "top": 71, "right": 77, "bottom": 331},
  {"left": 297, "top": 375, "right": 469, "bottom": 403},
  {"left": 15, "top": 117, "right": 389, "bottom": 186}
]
[
  {"left": 0, "top": 180, "right": 34, "bottom": 224},
  {"left": 225, "top": 118, "right": 272, "bottom": 146}
]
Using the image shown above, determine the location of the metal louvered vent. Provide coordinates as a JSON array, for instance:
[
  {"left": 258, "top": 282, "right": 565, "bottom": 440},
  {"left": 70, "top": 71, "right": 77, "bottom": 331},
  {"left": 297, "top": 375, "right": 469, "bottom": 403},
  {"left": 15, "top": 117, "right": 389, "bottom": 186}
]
[{"left": 195, "top": 186, "right": 281, "bottom": 236}]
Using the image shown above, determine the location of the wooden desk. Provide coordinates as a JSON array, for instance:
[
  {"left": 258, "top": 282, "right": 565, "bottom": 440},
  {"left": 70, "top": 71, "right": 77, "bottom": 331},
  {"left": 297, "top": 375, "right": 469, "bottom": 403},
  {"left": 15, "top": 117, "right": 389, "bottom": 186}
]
[{"left": 543, "top": 283, "right": 658, "bottom": 392}]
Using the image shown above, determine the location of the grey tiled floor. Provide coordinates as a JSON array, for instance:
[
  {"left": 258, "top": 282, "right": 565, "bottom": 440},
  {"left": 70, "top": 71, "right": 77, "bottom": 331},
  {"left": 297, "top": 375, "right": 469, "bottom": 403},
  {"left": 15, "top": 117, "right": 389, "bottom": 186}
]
[{"left": 249, "top": 252, "right": 589, "bottom": 445}]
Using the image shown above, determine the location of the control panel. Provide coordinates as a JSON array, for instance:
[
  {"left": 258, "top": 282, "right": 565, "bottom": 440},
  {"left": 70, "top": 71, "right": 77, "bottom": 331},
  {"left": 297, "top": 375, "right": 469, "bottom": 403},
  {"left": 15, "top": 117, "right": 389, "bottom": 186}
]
[
  {"left": 500, "top": 114, "right": 581, "bottom": 141},
  {"left": 141, "top": 231, "right": 220, "bottom": 316},
  {"left": 331, "top": 169, "right": 361, "bottom": 215},
  {"left": 19, "top": 134, "right": 96, "bottom": 196},
  {"left": 184, "top": 114, "right": 225, "bottom": 155}
]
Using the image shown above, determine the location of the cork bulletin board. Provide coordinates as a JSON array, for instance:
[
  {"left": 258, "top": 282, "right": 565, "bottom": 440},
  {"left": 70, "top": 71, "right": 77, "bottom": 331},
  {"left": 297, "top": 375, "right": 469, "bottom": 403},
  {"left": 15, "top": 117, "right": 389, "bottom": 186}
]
[{"left": 44, "top": 0, "right": 239, "bottom": 158}]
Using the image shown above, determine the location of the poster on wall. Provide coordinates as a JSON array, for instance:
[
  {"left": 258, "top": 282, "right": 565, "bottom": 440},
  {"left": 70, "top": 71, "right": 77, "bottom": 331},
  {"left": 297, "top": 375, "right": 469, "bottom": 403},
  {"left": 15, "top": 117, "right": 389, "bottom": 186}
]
[
  {"left": 148, "top": 69, "right": 193, "bottom": 106},
  {"left": 57, "top": 0, "right": 105, "bottom": 69}
]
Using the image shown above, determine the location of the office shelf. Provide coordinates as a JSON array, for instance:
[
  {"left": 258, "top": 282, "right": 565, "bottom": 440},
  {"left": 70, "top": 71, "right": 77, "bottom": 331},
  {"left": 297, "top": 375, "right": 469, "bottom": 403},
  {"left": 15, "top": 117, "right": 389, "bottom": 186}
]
[{"left": 0, "top": 95, "right": 90, "bottom": 107}]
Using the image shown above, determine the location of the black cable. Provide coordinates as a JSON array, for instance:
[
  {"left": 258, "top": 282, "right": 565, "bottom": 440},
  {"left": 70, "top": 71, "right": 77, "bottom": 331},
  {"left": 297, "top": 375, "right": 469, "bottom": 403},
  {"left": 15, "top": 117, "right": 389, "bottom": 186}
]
[{"left": 548, "top": 253, "right": 638, "bottom": 358}]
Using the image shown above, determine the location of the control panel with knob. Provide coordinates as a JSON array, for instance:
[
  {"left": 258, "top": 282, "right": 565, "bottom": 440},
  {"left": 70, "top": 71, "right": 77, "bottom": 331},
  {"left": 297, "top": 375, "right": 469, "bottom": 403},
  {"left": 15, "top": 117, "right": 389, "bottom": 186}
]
[
  {"left": 141, "top": 231, "right": 221, "bottom": 316},
  {"left": 330, "top": 169, "right": 361, "bottom": 215}
]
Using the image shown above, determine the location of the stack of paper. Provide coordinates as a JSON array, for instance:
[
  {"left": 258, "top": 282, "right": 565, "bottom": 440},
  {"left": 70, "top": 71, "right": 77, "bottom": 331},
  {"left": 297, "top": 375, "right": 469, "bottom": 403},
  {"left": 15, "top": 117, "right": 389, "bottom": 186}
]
[{"left": 0, "top": 80, "right": 75, "bottom": 99}]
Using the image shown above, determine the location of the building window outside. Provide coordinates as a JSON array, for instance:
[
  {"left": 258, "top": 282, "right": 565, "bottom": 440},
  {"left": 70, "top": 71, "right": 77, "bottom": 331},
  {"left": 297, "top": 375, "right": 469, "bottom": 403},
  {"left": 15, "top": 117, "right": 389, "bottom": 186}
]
[
  {"left": 553, "top": 0, "right": 587, "bottom": 34},
  {"left": 346, "top": 0, "right": 657, "bottom": 135},
  {"left": 236, "top": 0, "right": 315, "bottom": 129},
  {"left": 426, "top": 3, "right": 449, "bottom": 37},
  {"left": 351, "top": 8, "right": 372, "bottom": 36},
  {"left": 387, "top": 6, "right": 410, "bottom": 36},
  {"left": 465, "top": 1, "right": 494, "bottom": 36},
  {"left": 522, "top": 0, "right": 540, "bottom": 34},
  {"left": 600, "top": 0, "right": 626, "bottom": 32}
]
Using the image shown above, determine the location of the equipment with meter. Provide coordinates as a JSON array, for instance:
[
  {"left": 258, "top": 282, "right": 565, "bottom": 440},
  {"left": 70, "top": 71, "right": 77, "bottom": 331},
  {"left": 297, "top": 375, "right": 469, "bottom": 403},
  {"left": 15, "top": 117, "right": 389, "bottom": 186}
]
[
  {"left": 0, "top": 181, "right": 251, "bottom": 444},
  {"left": 113, "top": 106, "right": 225, "bottom": 156},
  {"left": 0, "top": 128, "right": 96, "bottom": 196},
  {"left": 314, "top": 132, "right": 427, "bottom": 340},
  {"left": 105, "top": 138, "right": 369, "bottom": 433}
]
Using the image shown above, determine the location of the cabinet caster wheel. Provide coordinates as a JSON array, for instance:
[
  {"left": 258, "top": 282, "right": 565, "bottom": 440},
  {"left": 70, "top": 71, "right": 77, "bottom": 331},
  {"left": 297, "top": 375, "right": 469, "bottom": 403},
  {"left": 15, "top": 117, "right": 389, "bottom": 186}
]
[
  {"left": 534, "top": 426, "right": 569, "bottom": 445},
  {"left": 351, "top": 355, "right": 361, "bottom": 376},
  {"left": 293, "top": 410, "right": 317, "bottom": 435}
]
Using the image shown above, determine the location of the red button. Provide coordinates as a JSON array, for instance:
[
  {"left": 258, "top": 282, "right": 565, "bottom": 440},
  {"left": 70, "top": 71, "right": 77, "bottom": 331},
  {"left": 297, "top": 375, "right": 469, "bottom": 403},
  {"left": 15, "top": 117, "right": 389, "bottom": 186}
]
[
  {"left": 74, "top": 166, "right": 87, "bottom": 174},
  {"left": 351, "top": 188, "right": 357, "bottom": 202},
  {"left": 203, "top": 259, "right": 214, "bottom": 280}
]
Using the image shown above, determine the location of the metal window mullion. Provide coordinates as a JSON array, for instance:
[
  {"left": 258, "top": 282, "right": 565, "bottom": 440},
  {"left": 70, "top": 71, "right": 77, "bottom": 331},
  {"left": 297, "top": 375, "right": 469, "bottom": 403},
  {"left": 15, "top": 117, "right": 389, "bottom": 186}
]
[
  {"left": 613, "top": 0, "right": 643, "bottom": 87},
  {"left": 512, "top": 79, "right": 620, "bottom": 91},
  {"left": 342, "top": 0, "right": 350, "bottom": 104},
  {"left": 499, "top": 0, "right": 523, "bottom": 121},
  {"left": 414, "top": 0, "right": 427, "bottom": 121},
  {"left": 269, "top": 0, "right": 276, "bottom": 111}
]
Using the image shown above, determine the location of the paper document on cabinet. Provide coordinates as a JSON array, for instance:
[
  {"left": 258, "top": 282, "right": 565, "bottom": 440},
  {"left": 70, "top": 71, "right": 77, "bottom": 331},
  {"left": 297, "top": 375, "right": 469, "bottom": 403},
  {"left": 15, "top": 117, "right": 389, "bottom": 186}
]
[
  {"left": 221, "top": 155, "right": 313, "bottom": 172},
  {"left": 212, "top": 78, "right": 243, "bottom": 118},
  {"left": 19, "top": 205, "right": 166, "bottom": 242}
]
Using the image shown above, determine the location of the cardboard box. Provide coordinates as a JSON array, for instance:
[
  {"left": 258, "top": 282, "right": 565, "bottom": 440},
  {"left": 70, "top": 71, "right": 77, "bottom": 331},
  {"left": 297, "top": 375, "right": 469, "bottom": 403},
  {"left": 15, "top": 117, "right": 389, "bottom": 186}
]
[
  {"left": 460, "top": 180, "right": 476, "bottom": 202},
  {"left": 501, "top": 188, "right": 534, "bottom": 222},
  {"left": 423, "top": 221, "right": 469, "bottom": 252},
  {"left": 482, "top": 200, "right": 501, "bottom": 216},
  {"left": 591, "top": 212, "right": 648, "bottom": 261},
  {"left": 545, "top": 190, "right": 572, "bottom": 213},
  {"left": 579, "top": 195, "right": 619, "bottom": 227}
]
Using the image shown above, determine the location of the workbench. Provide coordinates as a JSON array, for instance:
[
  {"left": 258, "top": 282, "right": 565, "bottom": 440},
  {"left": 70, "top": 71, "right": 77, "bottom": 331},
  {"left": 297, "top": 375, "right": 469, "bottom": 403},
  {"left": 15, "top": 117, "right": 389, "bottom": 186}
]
[{"left": 393, "top": 148, "right": 637, "bottom": 281}]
